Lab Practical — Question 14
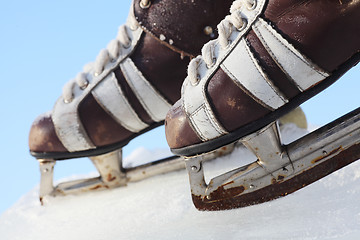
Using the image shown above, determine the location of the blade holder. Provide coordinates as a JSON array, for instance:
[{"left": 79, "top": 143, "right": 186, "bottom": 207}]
[{"left": 185, "top": 107, "right": 360, "bottom": 210}]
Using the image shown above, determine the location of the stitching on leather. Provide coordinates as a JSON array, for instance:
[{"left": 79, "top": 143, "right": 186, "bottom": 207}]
[
  {"left": 181, "top": 98, "right": 205, "bottom": 141},
  {"left": 121, "top": 58, "right": 171, "bottom": 122},
  {"left": 201, "top": 75, "right": 227, "bottom": 135},
  {"left": 93, "top": 73, "right": 148, "bottom": 133},
  {"left": 120, "top": 60, "right": 153, "bottom": 120},
  {"left": 191, "top": 104, "right": 223, "bottom": 139},
  {"left": 252, "top": 22, "right": 303, "bottom": 91},
  {"left": 191, "top": 105, "right": 209, "bottom": 140},
  {"left": 243, "top": 39, "right": 287, "bottom": 105},
  {"left": 257, "top": 19, "right": 328, "bottom": 78},
  {"left": 221, "top": 57, "right": 275, "bottom": 111}
]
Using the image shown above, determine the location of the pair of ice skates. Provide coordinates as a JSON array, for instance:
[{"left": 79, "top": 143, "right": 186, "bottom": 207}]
[{"left": 29, "top": 0, "right": 360, "bottom": 210}]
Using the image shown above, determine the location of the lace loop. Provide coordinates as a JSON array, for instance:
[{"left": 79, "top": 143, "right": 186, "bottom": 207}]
[
  {"left": 118, "top": 25, "right": 131, "bottom": 48},
  {"left": 187, "top": 0, "right": 257, "bottom": 90},
  {"left": 94, "top": 49, "right": 110, "bottom": 76},
  {"left": 230, "top": 11, "right": 246, "bottom": 30},
  {"left": 62, "top": 81, "right": 75, "bottom": 104},
  {"left": 62, "top": 23, "right": 135, "bottom": 103},
  {"left": 202, "top": 41, "right": 216, "bottom": 68},
  {"left": 107, "top": 39, "right": 120, "bottom": 61},
  {"left": 188, "top": 56, "right": 202, "bottom": 86},
  {"left": 76, "top": 72, "right": 89, "bottom": 89},
  {"left": 218, "top": 19, "right": 233, "bottom": 49}
]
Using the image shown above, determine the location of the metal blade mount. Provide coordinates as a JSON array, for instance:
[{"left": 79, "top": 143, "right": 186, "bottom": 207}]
[
  {"left": 186, "top": 107, "right": 360, "bottom": 211},
  {"left": 38, "top": 142, "right": 236, "bottom": 204}
]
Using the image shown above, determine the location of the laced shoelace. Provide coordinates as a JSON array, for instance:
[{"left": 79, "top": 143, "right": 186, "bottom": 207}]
[
  {"left": 188, "top": 0, "right": 256, "bottom": 86},
  {"left": 62, "top": 19, "right": 138, "bottom": 103}
]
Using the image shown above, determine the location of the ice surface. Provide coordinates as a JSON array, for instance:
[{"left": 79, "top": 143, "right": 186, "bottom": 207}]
[{"left": 1, "top": 124, "right": 359, "bottom": 240}]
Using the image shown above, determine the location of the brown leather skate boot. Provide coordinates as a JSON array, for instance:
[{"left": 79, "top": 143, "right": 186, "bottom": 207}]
[
  {"left": 29, "top": 0, "right": 233, "bottom": 160},
  {"left": 166, "top": 0, "right": 360, "bottom": 156},
  {"left": 29, "top": 0, "right": 234, "bottom": 201},
  {"left": 165, "top": 0, "right": 360, "bottom": 211}
]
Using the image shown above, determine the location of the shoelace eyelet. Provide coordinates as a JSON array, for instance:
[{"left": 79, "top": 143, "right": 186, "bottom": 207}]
[
  {"left": 206, "top": 58, "right": 216, "bottom": 69},
  {"left": 194, "top": 76, "right": 201, "bottom": 86},
  {"left": 203, "top": 26, "right": 215, "bottom": 38},
  {"left": 237, "top": 18, "right": 248, "bottom": 32},
  {"left": 224, "top": 39, "right": 233, "bottom": 49},
  {"left": 123, "top": 41, "right": 132, "bottom": 49},
  {"left": 140, "top": 0, "right": 151, "bottom": 9},
  {"left": 80, "top": 81, "right": 89, "bottom": 90},
  {"left": 64, "top": 98, "right": 73, "bottom": 104},
  {"left": 247, "top": 0, "right": 257, "bottom": 10},
  {"left": 191, "top": 75, "right": 201, "bottom": 86}
]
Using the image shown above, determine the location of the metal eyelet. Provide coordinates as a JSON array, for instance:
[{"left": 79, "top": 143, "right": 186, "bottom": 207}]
[
  {"left": 123, "top": 41, "right": 132, "bottom": 49},
  {"left": 237, "top": 18, "right": 248, "bottom": 32},
  {"left": 203, "top": 26, "right": 215, "bottom": 38},
  {"left": 80, "top": 81, "right": 89, "bottom": 90},
  {"left": 206, "top": 58, "right": 216, "bottom": 69},
  {"left": 129, "top": 23, "right": 139, "bottom": 31},
  {"left": 247, "top": 0, "right": 257, "bottom": 10},
  {"left": 64, "top": 98, "right": 73, "bottom": 104},
  {"left": 140, "top": 0, "right": 151, "bottom": 9},
  {"left": 190, "top": 75, "right": 201, "bottom": 86}
]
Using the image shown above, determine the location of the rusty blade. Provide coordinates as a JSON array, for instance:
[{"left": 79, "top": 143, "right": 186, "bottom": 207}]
[
  {"left": 188, "top": 107, "right": 360, "bottom": 211},
  {"left": 192, "top": 143, "right": 360, "bottom": 211}
]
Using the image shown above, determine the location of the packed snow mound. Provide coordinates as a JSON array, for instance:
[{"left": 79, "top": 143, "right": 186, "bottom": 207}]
[{"left": 1, "top": 124, "right": 360, "bottom": 240}]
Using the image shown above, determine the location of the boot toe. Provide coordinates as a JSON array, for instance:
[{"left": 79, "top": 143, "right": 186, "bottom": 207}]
[
  {"left": 29, "top": 112, "right": 67, "bottom": 154},
  {"left": 165, "top": 100, "right": 202, "bottom": 150}
]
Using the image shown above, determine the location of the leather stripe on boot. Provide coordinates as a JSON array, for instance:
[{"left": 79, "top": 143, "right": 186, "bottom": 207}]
[
  {"left": 165, "top": 0, "right": 360, "bottom": 156},
  {"left": 29, "top": 0, "right": 234, "bottom": 160}
]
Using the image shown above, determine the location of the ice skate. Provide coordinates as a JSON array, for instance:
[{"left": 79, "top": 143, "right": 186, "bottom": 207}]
[
  {"left": 29, "top": 0, "right": 235, "bottom": 203},
  {"left": 165, "top": 0, "right": 360, "bottom": 210}
]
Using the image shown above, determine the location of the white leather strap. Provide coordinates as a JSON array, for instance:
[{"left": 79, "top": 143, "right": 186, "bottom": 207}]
[
  {"left": 181, "top": 0, "right": 329, "bottom": 142},
  {"left": 222, "top": 38, "right": 288, "bottom": 110},
  {"left": 182, "top": 82, "right": 228, "bottom": 141},
  {"left": 92, "top": 72, "right": 149, "bottom": 133},
  {"left": 120, "top": 58, "right": 172, "bottom": 122},
  {"left": 252, "top": 18, "right": 329, "bottom": 91},
  {"left": 52, "top": 24, "right": 143, "bottom": 152},
  {"left": 182, "top": 0, "right": 267, "bottom": 141}
]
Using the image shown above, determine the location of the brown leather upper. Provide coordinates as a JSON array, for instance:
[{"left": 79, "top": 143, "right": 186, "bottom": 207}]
[
  {"left": 264, "top": 0, "right": 360, "bottom": 72},
  {"left": 29, "top": 0, "right": 234, "bottom": 155},
  {"left": 134, "top": 0, "right": 234, "bottom": 56},
  {"left": 166, "top": 0, "right": 360, "bottom": 150}
]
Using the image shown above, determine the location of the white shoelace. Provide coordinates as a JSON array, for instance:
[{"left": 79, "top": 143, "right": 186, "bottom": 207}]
[
  {"left": 62, "top": 19, "right": 138, "bottom": 103},
  {"left": 188, "top": 0, "right": 256, "bottom": 86}
]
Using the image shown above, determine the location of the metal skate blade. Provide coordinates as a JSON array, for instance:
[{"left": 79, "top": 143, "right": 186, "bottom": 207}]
[
  {"left": 38, "top": 143, "right": 236, "bottom": 204},
  {"left": 38, "top": 149, "right": 126, "bottom": 204},
  {"left": 185, "top": 107, "right": 360, "bottom": 211}
]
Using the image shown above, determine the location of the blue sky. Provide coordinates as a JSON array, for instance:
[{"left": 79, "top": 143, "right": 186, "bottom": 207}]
[{"left": 0, "top": 0, "right": 358, "bottom": 215}]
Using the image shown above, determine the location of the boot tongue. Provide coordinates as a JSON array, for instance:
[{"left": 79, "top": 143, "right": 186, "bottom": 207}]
[{"left": 133, "top": 0, "right": 234, "bottom": 56}]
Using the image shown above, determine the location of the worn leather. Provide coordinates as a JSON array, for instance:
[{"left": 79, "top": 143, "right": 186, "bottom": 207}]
[
  {"left": 246, "top": 30, "right": 300, "bottom": 99},
  {"left": 264, "top": 0, "right": 360, "bottom": 72},
  {"left": 166, "top": 0, "right": 360, "bottom": 150},
  {"left": 134, "top": 0, "right": 235, "bottom": 56},
  {"left": 29, "top": 115, "right": 67, "bottom": 153},
  {"left": 29, "top": 0, "right": 234, "bottom": 154},
  {"left": 165, "top": 101, "right": 202, "bottom": 148}
]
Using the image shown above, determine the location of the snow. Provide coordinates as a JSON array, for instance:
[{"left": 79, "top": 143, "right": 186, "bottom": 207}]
[{"left": 1, "top": 124, "right": 360, "bottom": 240}]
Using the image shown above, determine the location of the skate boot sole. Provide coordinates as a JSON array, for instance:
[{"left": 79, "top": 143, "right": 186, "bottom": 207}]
[{"left": 30, "top": 122, "right": 164, "bottom": 160}]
